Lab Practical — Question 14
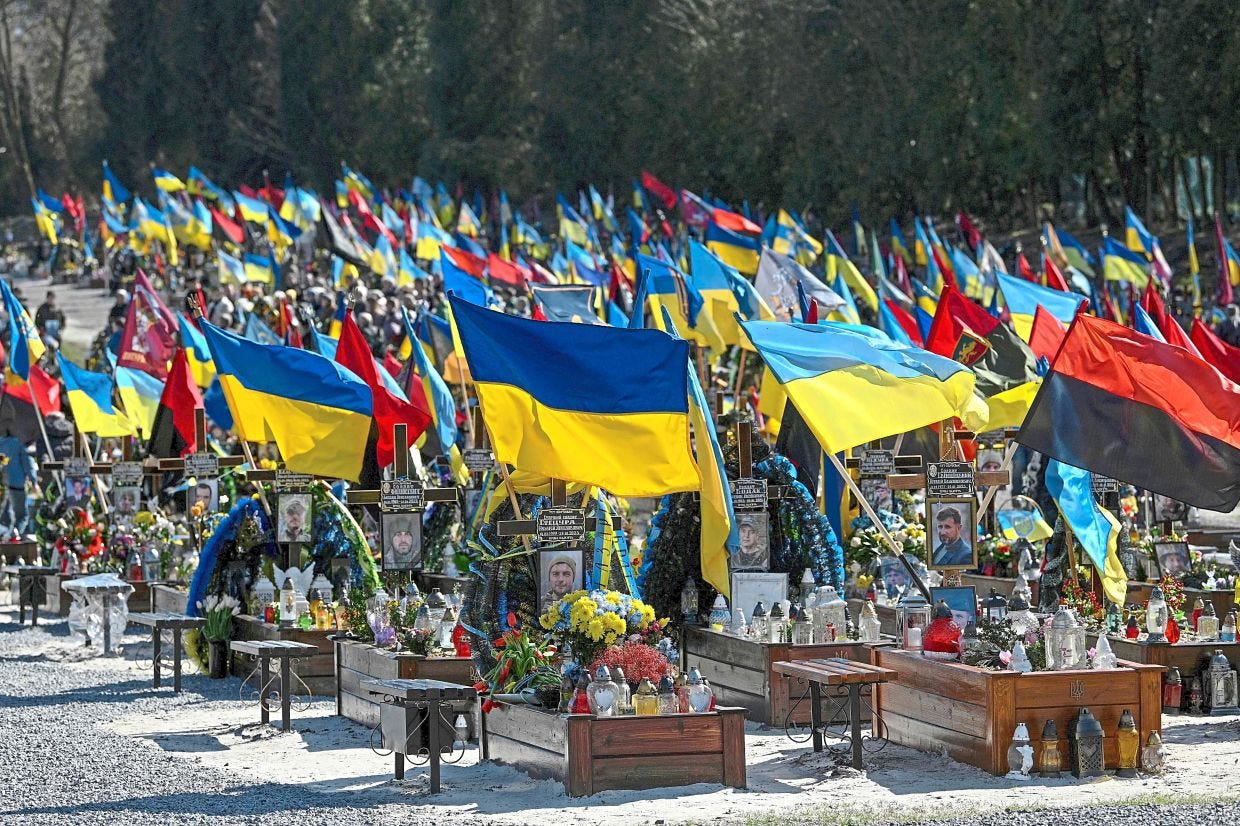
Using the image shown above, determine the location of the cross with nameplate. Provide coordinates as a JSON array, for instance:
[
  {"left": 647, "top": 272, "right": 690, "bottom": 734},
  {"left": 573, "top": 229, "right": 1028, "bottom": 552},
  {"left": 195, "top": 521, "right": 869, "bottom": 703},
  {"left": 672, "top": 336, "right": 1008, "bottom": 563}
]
[
  {"left": 345, "top": 422, "right": 459, "bottom": 574},
  {"left": 843, "top": 441, "right": 924, "bottom": 509},
  {"left": 496, "top": 478, "right": 621, "bottom": 542},
  {"left": 883, "top": 426, "right": 1013, "bottom": 493}
]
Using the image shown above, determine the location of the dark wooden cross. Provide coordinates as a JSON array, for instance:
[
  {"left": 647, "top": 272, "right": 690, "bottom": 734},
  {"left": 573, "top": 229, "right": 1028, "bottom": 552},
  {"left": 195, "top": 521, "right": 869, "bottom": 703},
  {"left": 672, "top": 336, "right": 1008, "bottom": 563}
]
[
  {"left": 153, "top": 408, "right": 245, "bottom": 476},
  {"left": 843, "top": 440, "right": 924, "bottom": 509},
  {"left": 460, "top": 407, "right": 496, "bottom": 485},
  {"left": 728, "top": 418, "right": 786, "bottom": 509},
  {"left": 496, "top": 478, "right": 621, "bottom": 540},
  {"left": 883, "top": 425, "right": 1012, "bottom": 492},
  {"left": 345, "top": 422, "right": 459, "bottom": 575}
]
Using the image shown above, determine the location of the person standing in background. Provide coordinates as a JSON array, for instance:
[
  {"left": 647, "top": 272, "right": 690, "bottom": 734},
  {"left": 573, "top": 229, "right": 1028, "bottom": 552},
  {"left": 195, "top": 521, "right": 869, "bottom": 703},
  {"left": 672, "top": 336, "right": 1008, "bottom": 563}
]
[{"left": 0, "top": 435, "right": 40, "bottom": 538}]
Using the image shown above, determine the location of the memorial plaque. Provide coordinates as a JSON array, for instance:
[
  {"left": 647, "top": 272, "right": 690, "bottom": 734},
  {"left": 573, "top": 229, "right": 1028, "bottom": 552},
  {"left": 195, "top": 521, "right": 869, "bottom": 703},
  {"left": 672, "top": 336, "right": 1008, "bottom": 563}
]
[
  {"left": 859, "top": 449, "right": 896, "bottom": 478},
  {"left": 730, "top": 478, "right": 769, "bottom": 512},
  {"left": 184, "top": 452, "right": 219, "bottom": 478},
  {"left": 537, "top": 507, "right": 587, "bottom": 543},
  {"left": 926, "top": 461, "right": 976, "bottom": 497},
  {"left": 111, "top": 461, "right": 143, "bottom": 487},
  {"left": 1090, "top": 474, "right": 1119, "bottom": 495},
  {"left": 463, "top": 448, "right": 496, "bottom": 472},
  {"left": 381, "top": 478, "right": 425, "bottom": 512},
  {"left": 275, "top": 469, "right": 314, "bottom": 492},
  {"left": 64, "top": 457, "right": 91, "bottom": 478}
]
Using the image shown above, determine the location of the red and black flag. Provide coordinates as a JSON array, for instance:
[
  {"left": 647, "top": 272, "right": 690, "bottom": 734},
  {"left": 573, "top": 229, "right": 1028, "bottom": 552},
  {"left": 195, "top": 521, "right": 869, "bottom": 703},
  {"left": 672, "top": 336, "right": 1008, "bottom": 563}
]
[
  {"left": 1019, "top": 315, "right": 1240, "bottom": 512},
  {"left": 147, "top": 349, "right": 203, "bottom": 458}
]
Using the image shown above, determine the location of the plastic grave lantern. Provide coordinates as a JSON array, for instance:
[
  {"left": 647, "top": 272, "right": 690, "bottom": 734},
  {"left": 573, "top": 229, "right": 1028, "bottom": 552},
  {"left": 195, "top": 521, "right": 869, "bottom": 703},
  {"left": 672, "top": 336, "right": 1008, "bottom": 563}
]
[
  {"left": 1162, "top": 666, "right": 1183, "bottom": 714},
  {"left": 897, "top": 589, "right": 931, "bottom": 653},
  {"left": 1197, "top": 603, "right": 1220, "bottom": 641},
  {"left": 1145, "top": 586, "right": 1169, "bottom": 643},
  {"left": 1206, "top": 649, "right": 1240, "bottom": 715},
  {"left": 816, "top": 585, "right": 848, "bottom": 643},
  {"left": 1070, "top": 708, "right": 1105, "bottom": 778},
  {"left": 750, "top": 602, "right": 768, "bottom": 641},
  {"left": 1046, "top": 606, "right": 1085, "bottom": 670},
  {"left": 708, "top": 594, "right": 730, "bottom": 630},
  {"left": 982, "top": 588, "right": 1008, "bottom": 623},
  {"left": 1038, "top": 719, "right": 1062, "bottom": 778},
  {"left": 587, "top": 665, "right": 619, "bottom": 716},
  {"left": 1115, "top": 709, "right": 1139, "bottom": 777},
  {"left": 680, "top": 577, "right": 699, "bottom": 625}
]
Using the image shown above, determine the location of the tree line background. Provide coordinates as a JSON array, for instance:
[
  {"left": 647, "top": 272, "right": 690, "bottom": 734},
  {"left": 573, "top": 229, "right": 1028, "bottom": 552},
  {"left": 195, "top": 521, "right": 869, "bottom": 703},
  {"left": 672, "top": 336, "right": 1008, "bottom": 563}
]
[{"left": 2, "top": 0, "right": 1240, "bottom": 232}]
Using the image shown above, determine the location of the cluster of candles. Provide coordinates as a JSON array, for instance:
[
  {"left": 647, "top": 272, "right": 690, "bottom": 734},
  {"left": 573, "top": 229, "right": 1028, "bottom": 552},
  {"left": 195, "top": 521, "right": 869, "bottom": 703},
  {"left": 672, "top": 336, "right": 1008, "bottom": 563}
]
[
  {"left": 1007, "top": 708, "right": 1167, "bottom": 779},
  {"left": 563, "top": 665, "right": 715, "bottom": 716}
]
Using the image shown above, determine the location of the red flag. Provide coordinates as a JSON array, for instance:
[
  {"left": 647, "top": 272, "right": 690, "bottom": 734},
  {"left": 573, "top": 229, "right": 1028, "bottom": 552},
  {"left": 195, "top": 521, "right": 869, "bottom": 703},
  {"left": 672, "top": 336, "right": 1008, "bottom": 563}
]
[
  {"left": 1028, "top": 305, "right": 1067, "bottom": 361},
  {"left": 710, "top": 207, "right": 761, "bottom": 236},
  {"left": 1042, "top": 252, "right": 1070, "bottom": 293},
  {"left": 8, "top": 363, "right": 60, "bottom": 416},
  {"left": 210, "top": 206, "right": 244, "bottom": 245},
  {"left": 1017, "top": 252, "right": 1038, "bottom": 283},
  {"left": 1160, "top": 315, "right": 1202, "bottom": 357},
  {"left": 335, "top": 312, "right": 431, "bottom": 467},
  {"left": 383, "top": 353, "right": 403, "bottom": 378},
  {"left": 1140, "top": 280, "right": 1170, "bottom": 331},
  {"left": 147, "top": 349, "right": 203, "bottom": 458},
  {"left": 956, "top": 210, "right": 981, "bottom": 250},
  {"left": 640, "top": 170, "right": 677, "bottom": 210},
  {"left": 444, "top": 246, "right": 487, "bottom": 279},
  {"left": 804, "top": 299, "right": 819, "bottom": 324},
  {"left": 884, "top": 299, "right": 923, "bottom": 347},
  {"left": 531, "top": 303, "right": 548, "bottom": 321},
  {"left": 1190, "top": 318, "right": 1240, "bottom": 385},
  {"left": 118, "top": 289, "right": 176, "bottom": 380},
  {"left": 486, "top": 253, "right": 528, "bottom": 288}
]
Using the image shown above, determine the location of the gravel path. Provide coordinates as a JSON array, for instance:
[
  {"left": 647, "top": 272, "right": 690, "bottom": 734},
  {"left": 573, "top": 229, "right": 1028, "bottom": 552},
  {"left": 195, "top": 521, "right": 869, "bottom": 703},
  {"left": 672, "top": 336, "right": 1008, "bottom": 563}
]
[{"left": 1, "top": 605, "right": 1237, "bottom": 826}]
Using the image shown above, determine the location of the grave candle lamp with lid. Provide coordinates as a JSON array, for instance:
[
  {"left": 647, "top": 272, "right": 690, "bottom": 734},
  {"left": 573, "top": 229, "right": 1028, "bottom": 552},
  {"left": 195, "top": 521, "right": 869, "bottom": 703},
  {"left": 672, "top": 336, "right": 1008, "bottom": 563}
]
[
  {"left": 1206, "top": 649, "right": 1240, "bottom": 715},
  {"left": 750, "top": 602, "right": 769, "bottom": 641},
  {"left": 1162, "top": 666, "right": 1183, "bottom": 714},
  {"left": 1037, "top": 719, "right": 1062, "bottom": 778},
  {"left": 1115, "top": 709, "right": 1140, "bottom": 778},
  {"left": 816, "top": 585, "right": 848, "bottom": 643},
  {"left": 1069, "top": 708, "right": 1105, "bottom": 778},
  {"left": 982, "top": 588, "right": 1007, "bottom": 623},
  {"left": 680, "top": 577, "right": 699, "bottom": 626},
  {"left": 897, "top": 590, "right": 931, "bottom": 653},
  {"left": 586, "top": 665, "right": 619, "bottom": 716},
  {"left": 1046, "top": 606, "right": 1085, "bottom": 670},
  {"left": 1144, "top": 586, "right": 1169, "bottom": 643},
  {"left": 708, "top": 595, "right": 730, "bottom": 631},
  {"left": 922, "top": 600, "right": 963, "bottom": 660}
]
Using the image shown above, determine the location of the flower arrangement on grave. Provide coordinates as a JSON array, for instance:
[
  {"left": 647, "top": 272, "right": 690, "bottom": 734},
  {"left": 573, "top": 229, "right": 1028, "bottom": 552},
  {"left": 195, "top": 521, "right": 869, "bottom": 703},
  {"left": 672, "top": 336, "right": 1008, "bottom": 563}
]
[
  {"left": 1060, "top": 567, "right": 1105, "bottom": 625},
  {"left": 199, "top": 593, "right": 241, "bottom": 641},
  {"left": 48, "top": 507, "right": 106, "bottom": 571},
  {"left": 538, "top": 588, "right": 663, "bottom": 667},
  {"left": 479, "top": 612, "right": 561, "bottom": 705},
  {"left": 104, "top": 509, "right": 186, "bottom": 580},
  {"left": 846, "top": 518, "right": 925, "bottom": 572},
  {"left": 1156, "top": 573, "right": 1185, "bottom": 619},
  {"left": 589, "top": 640, "right": 673, "bottom": 685},
  {"left": 975, "top": 533, "right": 1013, "bottom": 577},
  {"left": 640, "top": 418, "right": 843, "bottom": 625},
  {"left": 963, "top": 616, "right": 1047, "bottom": 671}
]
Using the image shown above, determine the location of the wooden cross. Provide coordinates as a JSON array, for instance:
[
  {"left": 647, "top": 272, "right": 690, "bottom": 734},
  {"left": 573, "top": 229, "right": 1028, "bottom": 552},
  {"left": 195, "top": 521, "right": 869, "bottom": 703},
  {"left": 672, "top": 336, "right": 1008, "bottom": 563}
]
[
  {"left": 844, "top": 441, "right": 924, "bottom": 509},
  {"left": 153, "top": 409, "right": 245, "bottom": 476},
  {"left": 883, "top": 426, "right": 1013, "bottom": 492},
  {"left": 345, "top": 422, "right": 459, "bottom": 574},
  {"left": 460, "top": 407, "right": 496, "bottom": 485},
  {"left": 729, "top": 418, "right": 786, "bottom": 509},
  {"left": 495, "top": 478, "right": 621, "bottom": 539}
]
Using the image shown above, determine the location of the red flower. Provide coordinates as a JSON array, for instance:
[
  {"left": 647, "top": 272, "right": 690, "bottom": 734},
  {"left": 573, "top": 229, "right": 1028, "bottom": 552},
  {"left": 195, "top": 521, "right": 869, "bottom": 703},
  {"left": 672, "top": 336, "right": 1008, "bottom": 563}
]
[
  {"left": 473, "top": 680, "right": 488, "bottom": 692},
  {"left": 482, "top": 699, "right": 497, "bottom": 714},
  {"left": 506, "top": 611, "right": 518, "bottom": 629},
  {"left": 493, "top": 637, "right": 506, "bottom": 648}
]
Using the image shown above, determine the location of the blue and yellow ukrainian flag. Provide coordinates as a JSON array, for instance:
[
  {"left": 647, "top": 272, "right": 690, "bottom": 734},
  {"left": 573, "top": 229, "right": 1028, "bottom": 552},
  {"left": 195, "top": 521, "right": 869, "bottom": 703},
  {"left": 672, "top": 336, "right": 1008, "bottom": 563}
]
[
  {"left": 178, "top": 314, "right": 216, "bottom": 388},
  {"left": 1046, "top": 459, "right": 1127, "bottom": 605},
  {"left": 152, "top": 167, "right": 186, "bottom": 192},
  {"left": 31, "top": 199, "right": 59, "bottom": 245},
  {"left": 199, "top": 321, "right": 374, "bottom": 480},
  {"left": 996, "top": 272, "right": 1086, "bottom": 341},
  {"left": 217, "top": 250, "right": 246, "bottom": 285},
  {"left": 115, "top": 365, "right": 164, "bottom": 438},
  {"left": 890, "top": 219, "right": 912, "bottom": 265},
  {"left": 102, "top": 160, "right": 130, "bottom": 204},
  {"left": 57, "top": 353, "right": 135, "bottom": 437},
  {"left": 243, "top": 253, "right": 275, "bottom": 285},
  {"left": 688, "top": 240, "right": 744, "bottom": 346},
  {"left": 1, "top": 278, "right": 45, "bottom": 382},
  {"left": 704, "top": 219, "right": 760, "bottom": 275},
  {"left": 738, "top": 319, "right": 985, "bottom": 453},
  {"left": 637, "top": 253, "right": 725, "bottom": 351},
  {"left": 1102, "top": 236, "right": 1150, "bottom": 289},
  {"left": 233, "top": 191, "right": 270, "bottom": 224},
  {"left": 402, "top": 308, "right": 459, "bottom": 457},
  {"left": 825, "top": 230, "right": 878, "bottom": 312},
  {"left": 449, "top": 295, "right": 700, "bottom": 497}
]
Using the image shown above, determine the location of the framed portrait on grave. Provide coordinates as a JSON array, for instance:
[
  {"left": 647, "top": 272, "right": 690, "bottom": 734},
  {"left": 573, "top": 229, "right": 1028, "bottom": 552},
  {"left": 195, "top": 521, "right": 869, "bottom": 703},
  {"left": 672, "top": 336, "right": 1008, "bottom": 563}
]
[
  {"left": 1152, "top": 541, "right": 1190, "bottom": 577},
  {"left": 732, "top": 511, "right": 770, "bottom": 571},
  {"left": 277, "top": 493, "right": 312, "bottom": 544},
  {"left": 731, "top": 571, "right": 788, "bottom": 621},
  {"left": 113, "top": 486, "right": 141, "bottom": 516},
  {"left": 1153, "top": 495, "right": 1189, "bottom": 525},
  {"left": 931, "top": 585, "right": 977, "bottom": 629},
  {"left": 538, "top": 548, "right": 586, "bottom": 613},
  {"left": 876, "top": 556, "right": 913, "bottom": 599},
  {"left": 927, "top": 496, "right": 977, "bottom": 570},
  {"left": 187, "top": 478, "right": 218, "bottom": 513},
  {"left": 859, "top": 477, "right": 893, "bottom": 514},
  {"left": 380, "top": 511, "right": 423, "bottom": 572},
  {"left": 64, "top": 475, "right": 92, "bottom": 509}
]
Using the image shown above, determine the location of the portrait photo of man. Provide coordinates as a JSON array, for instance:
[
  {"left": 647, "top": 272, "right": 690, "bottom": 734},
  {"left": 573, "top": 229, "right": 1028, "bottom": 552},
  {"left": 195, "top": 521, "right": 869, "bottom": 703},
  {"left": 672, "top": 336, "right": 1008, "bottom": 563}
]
[
  {"left": 381, "top": 512, "right": 422, "bottom": 572},
  {"left": 277, "top": 493, "right": 312, "bottom": 543},
  {"left": 64, "top": 476, "right": 91, "bottom": 509},
  {"left": 732, "top": 512, "right": 770, "bottom": 572},
  {"left": 929, "top": 499, "right": 976, "bottom": 569},
  {"left": 187, "top": 479, "right": 217, "bottom": 513},
  {"left": 538, "top": 549, "right": 584, "bottom": 611}
]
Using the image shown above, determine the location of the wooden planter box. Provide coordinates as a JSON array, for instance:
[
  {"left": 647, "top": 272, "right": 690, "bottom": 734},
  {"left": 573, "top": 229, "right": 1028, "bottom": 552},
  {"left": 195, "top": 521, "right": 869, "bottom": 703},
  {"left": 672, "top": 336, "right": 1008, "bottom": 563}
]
[
  {"left": 685, "top": 626, "right": 883, "bottom": 725},
  {"left": 230, "top": 614, "right": 337, "bottom": 696},
  {"left": 413, "top": 572, "right": 470, "bottom": 598},
  {"left": 482, "top": 699, "right": 746, "bottom": 797},
  {"left": 334, "top": 637, "right": 475, "bottom": 731},
  {"left": 872, "top": 648, "right": 1163, "bottom": 775},
  {"left": 1126, "top": 581, "right": 1235, "bottom": 621},
  {"left": 1, "top": 541, "right": 38, "bottom": 564},
  {"left": 1086, "top": 634, "right": 1240, "bottom": 678},
  {"left": 151, "top": 583, "right": 189, "bottom": 614},
  {"left": 959, "top": 573, "right": 1040, "bottom": 607}
]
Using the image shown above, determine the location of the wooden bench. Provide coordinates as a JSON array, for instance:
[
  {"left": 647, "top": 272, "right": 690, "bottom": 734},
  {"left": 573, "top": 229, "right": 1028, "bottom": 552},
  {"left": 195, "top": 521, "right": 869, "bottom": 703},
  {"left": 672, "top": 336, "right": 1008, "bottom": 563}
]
[
  {"left": 3, "top": 565, "right": 57, "bottom": 626},
  {"left": 772, "top": 656, "right": 897, "bottom": 769},
  {"left": 363, "top": 677, "right": 477, "bottom": 790},
  {"left": 230, "top": 639, "right": 318, "bottom": 731},
  {"left": 127, "top": 612, "right": 207, "bottom": 692}
]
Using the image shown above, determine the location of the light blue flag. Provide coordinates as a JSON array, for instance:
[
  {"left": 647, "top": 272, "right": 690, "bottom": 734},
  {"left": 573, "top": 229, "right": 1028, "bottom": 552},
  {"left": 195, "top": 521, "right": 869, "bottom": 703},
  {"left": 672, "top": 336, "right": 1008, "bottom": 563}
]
[
  {"left": 1045, "top": 458, "right": 1126, "bottom": 605},
  {"left": 1133, "top": 305, "right": 1167, "bottom": 342}
]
